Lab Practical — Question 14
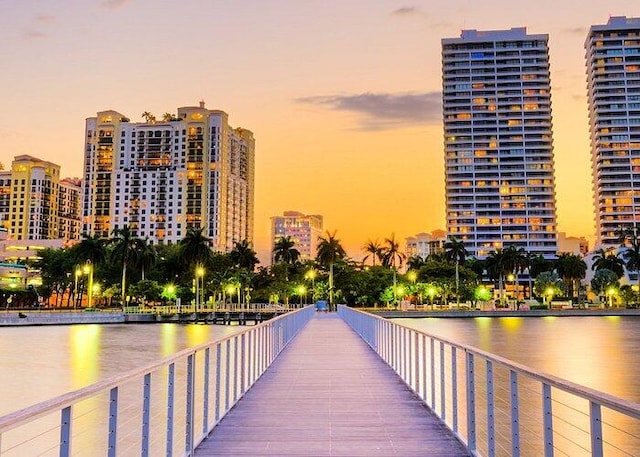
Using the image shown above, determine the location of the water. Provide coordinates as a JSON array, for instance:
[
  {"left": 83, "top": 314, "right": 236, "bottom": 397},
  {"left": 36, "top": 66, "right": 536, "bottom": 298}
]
[
  {"left": 0, "top": 323, "right": 243, "bottom": 416},
  {"left": 395, "top": 315, "right": 640, "bottom": 402}
]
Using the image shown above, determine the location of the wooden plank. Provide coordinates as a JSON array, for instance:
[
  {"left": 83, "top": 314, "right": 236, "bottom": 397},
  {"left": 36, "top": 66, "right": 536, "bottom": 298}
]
[{"left": 195, "top": 313, "right": 470, "bottom": 456}]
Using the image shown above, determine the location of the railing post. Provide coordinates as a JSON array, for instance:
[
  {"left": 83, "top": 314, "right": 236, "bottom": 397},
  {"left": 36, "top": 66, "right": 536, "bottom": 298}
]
[
  {"left": 59, "top": 406, "right": 71, "bottom": 457},
  {"left": 225, "top": 339, "right": 231, "bottom": 413},
  {"left": 590, "top": 401, "right": 603, "bottom": 457},
  {"left": 241, "top": 333, "right": 246, "bottom": 395},
  {"left": 203, "top": 347, "right": 210, "bottom": 435},
  {"left": 510, "top": 369, "right": 520, "bottom": 457},
  {"left": 422, "top": 334, "right": 428, "bottom": 403},
  {"left": 486, "top": 360, "right": 495, "bottom": 457},
  {"left": 414, "top": 332, "right": 420, "bottom": 392},
  {"left": 233, "top": 336, "right": 239, "bottom": 402},
  {"left": 166, "top": 363, "right": 175, "bottom": 457},
  {"left": 430, "top": 338, "right": 436, "bottom": 408},
  {"left": 107, "top": 387, "right": 118, "bottom": 457},
  {"left": 185, "top": 354, "right": 195, "bottom": 456},
  {"left": 452, "top": 347, "right": 458, "bottom": 433},
  {"left": 543, "top": 382, "right": 554, "bottom": 457},
  {"left": 466, "top": 352, "right": 476, "bottom": 453},
  {"left": 141, "top": 373, "right": 151, "bottom": 457},
  {"left": 440, "top": 342, "right": 446, "bottom": 421},
  {"left": 214, "top": 344, "right": 221, "bottom": 424}
]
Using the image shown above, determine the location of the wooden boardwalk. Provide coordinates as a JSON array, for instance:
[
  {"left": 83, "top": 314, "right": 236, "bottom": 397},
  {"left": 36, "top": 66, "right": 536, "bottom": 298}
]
[{"left": 195, "top": 313, "right": 470, "bottom": 456}]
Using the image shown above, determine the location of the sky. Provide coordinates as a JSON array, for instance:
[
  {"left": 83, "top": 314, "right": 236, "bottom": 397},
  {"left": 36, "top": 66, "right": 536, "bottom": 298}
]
[{"left": 0, "top": 0, "right": 636, "bottom": 263}]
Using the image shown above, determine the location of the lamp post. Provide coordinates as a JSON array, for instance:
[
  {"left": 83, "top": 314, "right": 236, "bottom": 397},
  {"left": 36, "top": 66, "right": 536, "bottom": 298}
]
[
  {"left": 83, "top": 261, "right": 93, "bottom": 309},
  {"left": 305, "top": 269, "right": 316, "bottom": 302},
  {"left": 225, "top": 284, "right": 236, "bottom": 310},
  {"left": 74, "top": 267, "right": 82, "bottom": 310},
  {"left": 195, "top": 265, "right": 205, "bottom": 310},
  {"left": 296, "top": 285, "right": 306, "bottom": 308}
]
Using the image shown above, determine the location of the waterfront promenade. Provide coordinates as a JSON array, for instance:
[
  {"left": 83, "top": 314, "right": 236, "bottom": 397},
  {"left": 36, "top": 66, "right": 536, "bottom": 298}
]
[{"left": 195, "top": 313, "right": 469, "bottom": 456}]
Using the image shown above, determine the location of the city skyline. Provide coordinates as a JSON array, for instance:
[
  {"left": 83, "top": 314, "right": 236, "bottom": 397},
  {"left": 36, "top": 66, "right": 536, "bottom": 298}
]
[{"left": 0, "top": 1, "right": 635, "bottom": 262}]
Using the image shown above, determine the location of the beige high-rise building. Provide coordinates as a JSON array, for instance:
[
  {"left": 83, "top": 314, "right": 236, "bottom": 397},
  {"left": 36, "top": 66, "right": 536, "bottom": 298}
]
[
  {"left": 0, "top": 155, "right": 81, "bottom": 242},
  {"left": 82, "top": 103, "right": 255, "bottom": 250},
  {"left": 271, "top": 211, "right": 323, "bottom": 261}
]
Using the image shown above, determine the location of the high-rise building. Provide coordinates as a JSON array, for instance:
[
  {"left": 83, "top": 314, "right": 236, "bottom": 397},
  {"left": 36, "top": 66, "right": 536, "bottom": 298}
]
[
  {"left": 442, "top": 28, "right": 559, "bottom": 258},
  {"left": 586, "top": 16, "right": 640, "bottom": 247},
  {"left": 271, "top": 211, "right": 323, "bottom": 261},
  {"left": 0, "top": 155, "right": 81, "bottom": 242},
  {"left": 82, "top": 102, "right": 255, "bottom": 250}
]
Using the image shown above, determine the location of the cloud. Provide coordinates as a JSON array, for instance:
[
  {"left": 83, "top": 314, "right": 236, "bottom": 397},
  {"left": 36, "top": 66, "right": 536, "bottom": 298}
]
[
  {"left": 296, "top": 92, "right": 442, "bottom": 130},
  {"left": 23, "top": 30, "right": 47, "bottom": 40},
  {"left": 101, "top": 0, "right": 132, "bottom": 9},
  {"left": 563, "top": 26, "right": 587, "bottom": 35},
  {"left": 391, "top": 6, "right": 420, "bottom": 17},
  {"left": 35, "top": 14, "right": 54, "bottom": 23}
]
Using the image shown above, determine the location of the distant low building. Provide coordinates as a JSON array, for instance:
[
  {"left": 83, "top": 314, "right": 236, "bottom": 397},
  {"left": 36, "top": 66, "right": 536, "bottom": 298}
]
[
  {"left": 405, "top": 230, "right": 447, "bottom": 260},
  {"left": 557, "top": 232, "right": 589, "bottom": 256}
]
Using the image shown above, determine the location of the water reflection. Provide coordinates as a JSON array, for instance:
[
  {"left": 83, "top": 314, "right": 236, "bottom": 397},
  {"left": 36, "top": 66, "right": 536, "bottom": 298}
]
[
  {"left": 0, "top": 323, "right": 243, "bottom": 416},
  {"left": 397, "top": 316, "right": 640, "bottom": 401}
]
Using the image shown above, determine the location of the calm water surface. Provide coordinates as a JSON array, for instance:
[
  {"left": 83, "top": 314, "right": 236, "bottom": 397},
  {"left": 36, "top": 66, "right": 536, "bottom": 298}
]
[
  {"left": 0, "top": 323, "right": 243, "bottom": 416},
  {"left": 396, "top": 315, "right": 640, "bottom": 402}
]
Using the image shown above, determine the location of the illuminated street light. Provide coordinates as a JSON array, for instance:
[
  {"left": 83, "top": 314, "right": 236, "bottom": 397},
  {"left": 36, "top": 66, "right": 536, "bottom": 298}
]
[
  {"left": 305, "top": 269, "right": 316, "bottom": 300},
  {"left": 84, "top": 261, "right": 94, "bottom": 309},
  {"left": 74, "top": 267, "right": 82, "bottom": 309},
  {"left": 296, "top": 284, "right": 307, "bottom": 307},
  {"left": 195, "top": 265, "right": 205, "bottom": 309},
  {"left": 426, "top": 284, "right": 437, "bottom": 309},
  {"left": 607, "top": 286, "right": 618, "bottom": 308}
]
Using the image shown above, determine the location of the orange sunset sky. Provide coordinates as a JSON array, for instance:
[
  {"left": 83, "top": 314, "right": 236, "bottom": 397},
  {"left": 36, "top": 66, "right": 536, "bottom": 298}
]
[{"left": 0, "top": 0, "right": 636, "bottom": 262}]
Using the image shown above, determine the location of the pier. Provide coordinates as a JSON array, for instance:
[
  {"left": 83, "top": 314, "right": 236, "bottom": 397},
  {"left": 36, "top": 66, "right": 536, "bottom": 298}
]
[{"left": 195, "top": 313, "right": 468, "bottom": 456}]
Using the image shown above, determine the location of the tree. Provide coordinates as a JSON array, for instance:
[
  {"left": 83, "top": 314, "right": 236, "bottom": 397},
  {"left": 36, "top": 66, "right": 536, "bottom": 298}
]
[
  {"left": 406, "top": 255, "right": 426, "bottom": 271},
  {"left": 502, "top": 246, "right": 528, "bottom": 304},
  {"left": 555, "top": 253, "right": 587, "bottom": 299},
  {"left": 527, "top": 253, "right": 553, "bottom": 299},
  {"left": 316, "top": 230, "right": 347, "bottom": 311},
  {"left": 444, "top": 237, "right": 468, "bottom": 305},
  {"left": 592, "top": 248, "right": 625, "bottom": 278},
  {"left": 179, "top": 227, "right": 212, "bottom": 268},
  {"left": 485, "top": 249, "right": 507, "bottom": 305},
  {"left": 272, "top": 236, "right": 300, "bottom": 265},
  {"left": 135, "top": 238, "right": 157, "bottom": 281},
  {"left": 620, "top": 239, "right": 640, "bottom": 303},
  {"left": 590, "top": 268, "right": 620, "bottom": 306},
  {"left": 230, "top": 239, "right": 260, "bottom": 272},
  {"left": 110, "top": 225, "right": 140, "bottom": 304},
  {"left": 141, "top": 111, "right": 156, "bottom": 123},
  {"left": 380, "top": 234, "right": 405, "bottom": 269},
  {"left": 534, "top": 271, "right": 563, "bottom": 304},
  {"left": 362, "top": 239, "right": 383, "bottom": 267},
  {"left": 72, "top": 233, "right": 107, "bottom": 266}
]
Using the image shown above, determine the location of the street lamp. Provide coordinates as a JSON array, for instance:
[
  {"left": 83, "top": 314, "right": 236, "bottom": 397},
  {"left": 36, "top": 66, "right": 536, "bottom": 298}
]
[
  {"left": 305, "top": 269, "right": 316, "bottom": 301},
  {"left": 426, "top": 284, "right": 437, "bottom": 309},
  {"left": 195, "top": 265, "right": 205, "bottom": 309},
  {"left": 545, "top": 287, "right": 554, "bottom": 308},
  {"left": 83, "top": 261, "right": 93, "bottom": 309},
  {"left": 607, "top": 286, "right": 618, "bottom": 308},
  {"left": 74, "top": 267, "right": 82, "bottom": 309},
  {"left": 225, "top": 284, "right": 236, "bottom": 309},
  {"left": 296, "top": 284, "right": 306, "bottom": 307}
]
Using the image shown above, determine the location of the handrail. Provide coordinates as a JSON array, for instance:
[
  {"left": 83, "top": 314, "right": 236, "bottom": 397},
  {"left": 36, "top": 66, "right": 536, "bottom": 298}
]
[
  {"left": 338, "top": 305, "right": 640, "bottom": 457},
  {"left": 0, "top": 305, "right": 314, "bottom": 456}
]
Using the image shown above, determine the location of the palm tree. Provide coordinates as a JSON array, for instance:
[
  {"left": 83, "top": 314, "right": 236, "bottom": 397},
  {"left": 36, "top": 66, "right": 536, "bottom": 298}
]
[
  {"left": 141, "top": 111, "right": 156, "bottom": 123},
  {"left": 592, "top": 248, "right": 625, "bottom": 278},
  {"left": 72, "top": 233, "right": 107, "bottom": 266},
  {"left": 110, "top": 225, "right": 140, "bottom": 303},
  {"left": 317, "top": 230, "right": 347, "bottom": 311},
  {"left": 179, "top": 227, "right": 212, "bottom": 268},
  {"left": 272, "top": 236, "right": 300, "bottom": 265},
  {"left": 381, "top": 234, "right": 405, "bottom": 269},
  {"left": 362, "top": 239, "right": 383, "bottom": 266},
  {"left": 136, "top": 238, "right": 157, "bottom": 281},
  {"left": 620, "top": 240, "right": 640, "bottom": 303},
  {"left": 555, "top": 253, "right": 587, "bottom": 300},
  {"left": 406, "top": 255, "right": 426, "bottom": 271},
  {"left": 485, "top": 249, "right": 507, "bottom": 305},
  {"left": 502, "top": 246, "right": 528, "bottom": 305},
  {"left": 444, "top": 237, "right": 468, "bottom": 305},
  {"left": 230, "top": 239, "right": 260, "bottom": 272}
]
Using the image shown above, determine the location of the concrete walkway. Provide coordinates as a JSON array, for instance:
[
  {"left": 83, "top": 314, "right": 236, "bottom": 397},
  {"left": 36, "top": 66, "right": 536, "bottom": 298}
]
[{"left": 195, "top": 313, "right": 470, "bottom": 456}]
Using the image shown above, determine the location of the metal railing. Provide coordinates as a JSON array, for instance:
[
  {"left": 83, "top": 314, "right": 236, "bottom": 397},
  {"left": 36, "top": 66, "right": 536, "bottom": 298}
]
[
  {"left": 0, "top": 306, "right": 313, "bottom": 456},
  {"left": 338, "top": 305, "right": 640, "bottom": 457},
  {"left": 122, "top": 303, "right": 307, "bottom": 314}
]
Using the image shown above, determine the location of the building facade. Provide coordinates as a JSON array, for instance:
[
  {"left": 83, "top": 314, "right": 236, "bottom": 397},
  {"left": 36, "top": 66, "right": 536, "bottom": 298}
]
[
  {"left": 586, "top": 16, "right": 640, "bottom": 247},
  {"left": 82, "top": 103, "right": 255, "bottom": 251},
  {"left": 405, "top": 230, "right": 447, "bottom": 259},
  {"left": 271, "top": 211, "right": 323, "bottom": 261},
  {"left": 442, "top": 28, "right": 559, "bottom": 258},
  {"left": 0, "top": 155, "right": 81, "bottom": 242}
]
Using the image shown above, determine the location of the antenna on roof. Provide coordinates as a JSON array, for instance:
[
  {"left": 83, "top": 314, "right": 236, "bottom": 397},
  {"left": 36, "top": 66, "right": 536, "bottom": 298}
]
[{"left": 199, "top": 100, "right": 205, "bottom": 108}]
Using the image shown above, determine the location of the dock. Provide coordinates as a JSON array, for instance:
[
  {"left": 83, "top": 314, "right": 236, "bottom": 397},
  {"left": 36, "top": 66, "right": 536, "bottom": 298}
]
[{"left": 194, "top": 313, "right": 470, "bottom": 456}]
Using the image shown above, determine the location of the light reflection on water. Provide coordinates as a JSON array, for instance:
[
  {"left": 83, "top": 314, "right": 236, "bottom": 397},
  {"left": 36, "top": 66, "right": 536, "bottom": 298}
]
[{"left": 0, "top": 323, "right": 243, "bottom": 416}]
